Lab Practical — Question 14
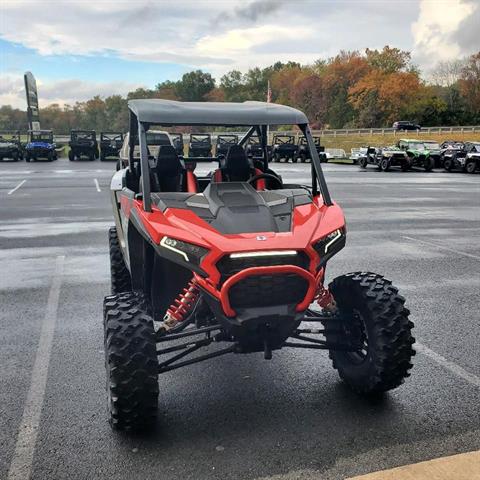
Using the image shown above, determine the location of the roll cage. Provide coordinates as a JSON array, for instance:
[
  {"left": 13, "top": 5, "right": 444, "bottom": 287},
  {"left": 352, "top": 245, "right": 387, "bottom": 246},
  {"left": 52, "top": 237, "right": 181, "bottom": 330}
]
[{"left": 126, "top": 100, "right": 332, "bottom": 212}]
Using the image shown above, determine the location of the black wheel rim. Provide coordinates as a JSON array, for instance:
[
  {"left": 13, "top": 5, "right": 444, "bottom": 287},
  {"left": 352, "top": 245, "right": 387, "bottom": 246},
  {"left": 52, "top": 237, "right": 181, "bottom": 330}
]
[{"left": 344, "top": 309, "right": 369, "bottom": 364}]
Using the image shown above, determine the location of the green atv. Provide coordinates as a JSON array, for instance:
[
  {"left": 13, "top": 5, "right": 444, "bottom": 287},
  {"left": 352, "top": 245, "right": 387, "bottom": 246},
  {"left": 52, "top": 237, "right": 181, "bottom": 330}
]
[{"left": 397, "top": 139, "right": 435, "bottom": 172}]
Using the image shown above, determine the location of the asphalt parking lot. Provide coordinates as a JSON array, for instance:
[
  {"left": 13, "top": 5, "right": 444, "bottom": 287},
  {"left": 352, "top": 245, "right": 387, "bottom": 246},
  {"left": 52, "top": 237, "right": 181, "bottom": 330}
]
[{"left": 0, "top": 157, "right": 479, "bottom": 480}]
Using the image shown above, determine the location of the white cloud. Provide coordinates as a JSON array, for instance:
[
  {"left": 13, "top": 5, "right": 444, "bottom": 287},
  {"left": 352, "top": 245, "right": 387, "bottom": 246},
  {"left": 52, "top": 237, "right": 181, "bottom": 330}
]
[
  {"left": 0, "top": 74, "right": 143, "bottom": 109},
  {"left": 412, "top": 0, "right": 477, "bottom": 68}
]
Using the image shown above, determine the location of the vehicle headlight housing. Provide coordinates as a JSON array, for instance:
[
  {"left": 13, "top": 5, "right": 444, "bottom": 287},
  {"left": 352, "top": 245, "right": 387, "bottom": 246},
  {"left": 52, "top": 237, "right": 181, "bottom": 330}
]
[
  {"left": 160, "top": 236, "right": 209, "bottom": 265},
  {"left": 313, "top": 228, "right": 346, "bottom": 266}
]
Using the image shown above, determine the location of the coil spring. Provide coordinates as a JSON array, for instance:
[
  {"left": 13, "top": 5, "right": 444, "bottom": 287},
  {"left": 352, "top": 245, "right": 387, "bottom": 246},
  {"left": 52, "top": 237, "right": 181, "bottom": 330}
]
[{"left": 164, "top": 279, "right": 200, "bottom": 327}]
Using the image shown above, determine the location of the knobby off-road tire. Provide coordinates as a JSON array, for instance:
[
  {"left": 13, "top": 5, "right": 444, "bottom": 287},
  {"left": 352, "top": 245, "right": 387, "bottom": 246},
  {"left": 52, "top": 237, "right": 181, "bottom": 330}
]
[
  {"left": 444, "top": 156, "right": 454, "bottom": 171},
  {"left": 380, "top": 158, "right": 391, "bottom": 172},
  {"left": 465, "top": 160, "right": 476, "bottom": 174},
  {"left": 424, "top": 157, "right": 434, "bottom": 172},
  {"left": 325, "top": 272, "right": 415, "bottom": 395},
  {"left": 109, "top": 226, "right": 132, "bottom": 294},
  {"left": 103, "top": 291, "right": 159, "bottom": 431},
  {"left": 359, "top": 157, "right": 367, "bottom": 169}
]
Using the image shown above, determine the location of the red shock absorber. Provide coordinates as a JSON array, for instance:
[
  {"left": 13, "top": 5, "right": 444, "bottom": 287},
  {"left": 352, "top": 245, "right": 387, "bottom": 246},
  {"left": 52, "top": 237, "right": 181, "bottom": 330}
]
[{"left": 161, "top": 278, "right": 200, "bottom": 331}]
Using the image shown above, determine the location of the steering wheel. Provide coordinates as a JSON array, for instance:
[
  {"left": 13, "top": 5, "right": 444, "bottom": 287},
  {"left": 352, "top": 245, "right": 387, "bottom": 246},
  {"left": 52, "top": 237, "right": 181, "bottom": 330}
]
[{"left": 247, "top": 172, "right": 283, "bottom": 189}]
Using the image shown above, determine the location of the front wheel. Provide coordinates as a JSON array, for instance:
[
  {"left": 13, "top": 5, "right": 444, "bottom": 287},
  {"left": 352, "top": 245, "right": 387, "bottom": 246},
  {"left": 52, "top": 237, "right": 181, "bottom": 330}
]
[
  {"left": 380, "top": 158, "right": 391, "bottom": 172},
  {"left": 68, "top": 150, "right": 74, "bottom": 161},
  {"left": 103, "top": 291, "right": 159, "bottom": 431},
  {"left": 359, "top": 157, "right": 367, "bottom": 169},
  {"left": 465, "top": 160, "right": 476, "bottom": 174},
  {"left": 109, "top": 226, "right": 132, "bottom": 294},
  {"left": 325, "top": 272, "right": 415, "bottom": 395}
]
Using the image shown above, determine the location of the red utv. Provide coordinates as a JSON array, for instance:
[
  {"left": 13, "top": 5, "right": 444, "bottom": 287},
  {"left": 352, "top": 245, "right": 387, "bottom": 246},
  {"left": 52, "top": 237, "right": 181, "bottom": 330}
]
[{"left": 104, "top": 100, "right": 415, "bottom": 431}]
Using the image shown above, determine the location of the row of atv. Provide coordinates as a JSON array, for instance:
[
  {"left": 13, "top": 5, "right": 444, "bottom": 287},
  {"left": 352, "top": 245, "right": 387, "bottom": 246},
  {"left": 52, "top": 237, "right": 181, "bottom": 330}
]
[
  {"left": 68, "top": 130, "right": 124, "bottom": 161},
  {"left": 0, "top": 130, "right": 58, "bottom": 162},
  {"left": 359, "top": 139, "right": 480, "bottom": 173},
  {"left": 185, "top": 133, "right": 327, "bottom": 163}
]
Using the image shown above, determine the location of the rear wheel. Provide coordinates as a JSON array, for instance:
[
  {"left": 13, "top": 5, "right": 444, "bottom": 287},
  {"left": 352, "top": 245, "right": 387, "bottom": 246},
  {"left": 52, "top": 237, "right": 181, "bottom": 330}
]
[
  {"left": 103, "top": 291, "right": 159, "bottom": 431},
  {"left": 25, "top": 153, "right": 31, "bottom": 162},
  {"left": 444, "top": 157, "right": 454, "bottom": 171},
  {"left": 325, "top": 272, "right": 415, "bottom": 395},
  {"left": 109, "top": 227, "right": 132, "bottom": 294},
  {"left": 47, "top": 151, "right": 54, "bottom": 162},
  {"left": 424, "top": 157, "right": 434, "bottom": 172},
  {"left": 12, "top": 151, "right": 18, "bottom": 162},
  {"left": 465, "top": 159, "right": 477, "bottom": 174},
  {"left": 359, "top": 157, "right": 367, "bottom": 169}
]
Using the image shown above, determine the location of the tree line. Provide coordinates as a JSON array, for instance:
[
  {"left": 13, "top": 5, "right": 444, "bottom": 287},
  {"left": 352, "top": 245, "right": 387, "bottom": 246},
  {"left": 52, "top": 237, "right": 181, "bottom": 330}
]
[{"left": 1, "top": 47, "right": 479, "bottom": 134}]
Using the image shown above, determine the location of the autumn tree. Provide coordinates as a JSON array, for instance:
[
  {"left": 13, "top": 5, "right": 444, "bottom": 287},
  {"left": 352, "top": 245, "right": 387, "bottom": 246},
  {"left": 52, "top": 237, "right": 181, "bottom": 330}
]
[{"left": 458, "top": 52, "right": 480, "bottom": 122}]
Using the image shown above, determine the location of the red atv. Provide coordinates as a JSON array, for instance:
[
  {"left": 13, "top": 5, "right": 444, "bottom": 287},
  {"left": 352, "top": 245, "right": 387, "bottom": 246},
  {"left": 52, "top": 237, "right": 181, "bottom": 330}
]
[{"left": 104, "top": 100, "right": 415, "bottom": 431}]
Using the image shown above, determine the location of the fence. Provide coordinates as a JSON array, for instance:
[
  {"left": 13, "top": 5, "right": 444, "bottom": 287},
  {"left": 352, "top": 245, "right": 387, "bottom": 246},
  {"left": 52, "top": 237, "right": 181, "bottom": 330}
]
[{"left": 2, "top": 125, "right": 480, "bottom": 145}]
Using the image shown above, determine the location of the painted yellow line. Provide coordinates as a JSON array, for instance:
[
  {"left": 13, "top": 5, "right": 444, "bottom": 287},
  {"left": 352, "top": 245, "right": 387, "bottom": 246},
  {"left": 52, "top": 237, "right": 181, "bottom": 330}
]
[{"left": 348, "top": 450, "right": 480, "bottom": 480}]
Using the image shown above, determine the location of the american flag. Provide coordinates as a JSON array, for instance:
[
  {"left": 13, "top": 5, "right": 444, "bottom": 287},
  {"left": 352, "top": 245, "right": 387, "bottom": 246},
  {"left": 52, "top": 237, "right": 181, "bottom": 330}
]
[{"left": 267, "top": 81, "right": 272, "bottom": 103}]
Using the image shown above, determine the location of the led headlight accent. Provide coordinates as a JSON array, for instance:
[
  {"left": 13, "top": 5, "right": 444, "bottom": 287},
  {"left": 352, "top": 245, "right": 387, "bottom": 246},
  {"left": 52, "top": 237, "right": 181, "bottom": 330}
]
[
  {"left": 160, "top": 237, "right": 209, "bottom": 264},
  {"left": 230, "top": 250, "right": 297, "bottom": 259},
  {"left": 324, "top": 229, "right": 343, "bottom": 253}
]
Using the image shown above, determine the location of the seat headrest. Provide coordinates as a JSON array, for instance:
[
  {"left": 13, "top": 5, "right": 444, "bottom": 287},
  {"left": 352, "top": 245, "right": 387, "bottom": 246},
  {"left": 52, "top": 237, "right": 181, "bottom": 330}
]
[
  {"left": 221, "top": 145, "right": 251, "bottom": 176},
  {"left": 156, "top": 145, "right": 183, "bottom": 176}
]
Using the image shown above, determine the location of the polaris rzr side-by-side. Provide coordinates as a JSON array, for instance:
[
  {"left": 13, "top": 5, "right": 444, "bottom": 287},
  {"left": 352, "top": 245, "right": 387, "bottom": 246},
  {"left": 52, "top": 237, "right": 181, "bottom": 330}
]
[
  {"left": 397, "top": 139, "right": 435, "bottom": 171},
  {"left": 216, "top": 134, "right": 239, "bottom": 157},
  {"left": 444, "top": 142, "right": 480, "bottom": 173},
  {"left": 0, "top": 132, "right": 24, "bottom": 161},
  {"left": 100, "top": 132, "right": 124, "bottom": 161},
  {"left": 25, "top": 130, "right": 57, "bottom": 162},
  {"left": 68, "top": 130, "right": 99, "bottom": 161},
  {"left": 104, "top": 99, "right": 415, "bottom": 432},
  {"left": 297, "top": 136, "right": 325, "bottom": 163},
  {"left": 271, "top": 134, "right": 298, "bottom": 162},
  {"left": 189, "top": 133, "right": 212, "bottom": 157}
]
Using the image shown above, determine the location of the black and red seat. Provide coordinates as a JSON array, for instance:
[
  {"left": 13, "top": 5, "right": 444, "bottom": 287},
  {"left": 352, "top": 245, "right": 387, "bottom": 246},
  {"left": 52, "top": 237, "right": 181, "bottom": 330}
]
[
  {"left": 153, "top": 145, "right": 197, "bottom": 193},
  {"left": 213, "top": 144, "right": 265, "bottom": 190}
]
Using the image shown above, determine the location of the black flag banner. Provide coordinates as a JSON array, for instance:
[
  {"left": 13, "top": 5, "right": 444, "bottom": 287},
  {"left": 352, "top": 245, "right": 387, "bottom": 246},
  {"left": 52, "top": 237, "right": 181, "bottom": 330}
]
[{"left": 24, "top": 71, "right": 41, "bottom": 131}]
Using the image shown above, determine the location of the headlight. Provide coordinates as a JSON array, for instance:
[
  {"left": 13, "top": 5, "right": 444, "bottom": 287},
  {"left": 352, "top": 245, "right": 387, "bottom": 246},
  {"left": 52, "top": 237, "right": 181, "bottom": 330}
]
[
  {"left": 160, "top": 236, "right": 208, "bottom": 264},
  {"left": 313, "top": 228, "right": 346, "bottom": 266}
]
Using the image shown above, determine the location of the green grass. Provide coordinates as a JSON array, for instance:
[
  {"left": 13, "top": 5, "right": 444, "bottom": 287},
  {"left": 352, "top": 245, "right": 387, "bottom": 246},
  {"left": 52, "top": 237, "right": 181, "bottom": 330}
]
[{"left": 320, "top": 131, "right": 480, "bottom": 155}]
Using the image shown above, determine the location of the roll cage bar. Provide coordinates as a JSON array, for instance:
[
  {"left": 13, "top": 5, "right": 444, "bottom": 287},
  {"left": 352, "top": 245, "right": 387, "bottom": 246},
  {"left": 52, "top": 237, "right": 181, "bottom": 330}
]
[{"left": 128, "top": 107, "right": 332, "bottom": 212}]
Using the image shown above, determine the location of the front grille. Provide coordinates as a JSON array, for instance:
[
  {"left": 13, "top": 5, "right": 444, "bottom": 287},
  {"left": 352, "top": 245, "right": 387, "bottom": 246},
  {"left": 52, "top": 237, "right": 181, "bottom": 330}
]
[
  {"left": 217, "top": 252, "right": 310, "bottom": 285},
  {"left": 217, "top": 252, "right": 310, "bottom": 309},
  {"left": 228, "top": 273, "right": 308, "bottom": 309}
]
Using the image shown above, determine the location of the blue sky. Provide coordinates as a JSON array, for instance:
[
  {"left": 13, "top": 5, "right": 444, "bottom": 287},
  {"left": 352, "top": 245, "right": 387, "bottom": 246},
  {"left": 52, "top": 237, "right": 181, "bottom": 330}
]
[{"left": 1, "top": 0, "right": 478, "bottom": 108}]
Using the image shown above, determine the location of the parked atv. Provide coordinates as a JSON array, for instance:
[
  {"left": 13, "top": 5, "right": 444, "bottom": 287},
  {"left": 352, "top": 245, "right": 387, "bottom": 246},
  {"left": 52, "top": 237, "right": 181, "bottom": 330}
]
[
  {"left": 246, "top": 136, "right": 272, "bottom": 160},
  {"left": 397, "top": 139, "right": 435, "bottom": 171},
  {"left": 422, "top": 140, "right": 442, "bottom": 168},
  {"left": 376, "top": 146, "right": 410, "bottom": 172},
  {"left": 216, "top": 134, "right": 238, "bottom": 157},
  {"left": 100, "top": 132, "right": 124, "bottom": 161},
  {"left": 68, "top": 130, "right": 99, "bottom": 161},
  {"left": 170, "top": 133, "right": 184, "bottom": 156},
  {"left": 189, "top": 133, "right": 212, "bottom": 157},
  {"left": 25, "top": 130, "right": 57, "bottom": 162},
  {"left": 444, "top": 142, "right": 480, "bottom": 173},
  {"left": 104, "top": 99, "right": 415, "bottom": 431},
  {"left": 271, "top": 134, "right": 298, "bottom": 162},
  {"left": 0, "top": 132, "right": 24, "bottom": 161},
  {"left": 357, "top": 146, "right": 380, "bottom": 169},
  {"left": 297, "top": 136, "right": 326, "bottom": 163}
]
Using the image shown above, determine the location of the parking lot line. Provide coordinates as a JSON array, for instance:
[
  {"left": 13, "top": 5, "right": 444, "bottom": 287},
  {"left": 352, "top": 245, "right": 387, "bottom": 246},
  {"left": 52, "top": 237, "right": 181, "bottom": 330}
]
[
  {"left": 7, "top": 179, "right": 27, "bottom": 195},
  {"left": 416, "top": 343, "right": 480, "bottom": 388},
  {"left": 7, "top": 256, "right": 65, "bottom": 480},
  {"left": 94, "top": 178, "right": 101, "bottom": 192},
  {"left": 403, "top": 236, "right": 480, "bottom": 260}
]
